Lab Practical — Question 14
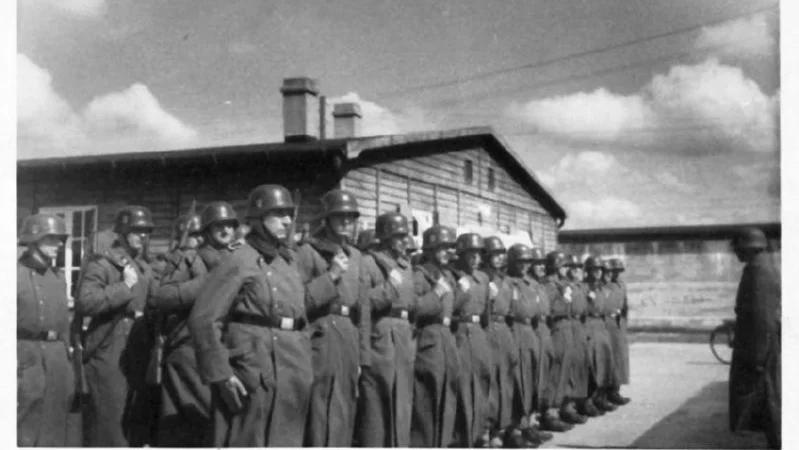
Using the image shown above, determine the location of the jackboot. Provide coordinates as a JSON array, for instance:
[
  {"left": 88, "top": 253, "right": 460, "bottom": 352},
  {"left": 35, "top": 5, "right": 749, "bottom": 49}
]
[
  {"left": 577, "top": 397, "right": 603, "bottom": 417},
  {"left": 608, "top": 389, "right": 631, "bottom": 405},
  {"left": 593, "top": 390, "right": 618, "bottom": 412},
  {"left": 539, "top": 410, "right": 574, "bottom": 432},
  {"left": 559, "top": 400, "right": 588, "bottom": 424}
]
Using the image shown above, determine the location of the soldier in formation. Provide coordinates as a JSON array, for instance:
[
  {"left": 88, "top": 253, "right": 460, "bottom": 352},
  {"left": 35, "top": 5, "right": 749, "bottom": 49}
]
[{"left": 38, "top": 188, "right": 650, "bottom": 449}]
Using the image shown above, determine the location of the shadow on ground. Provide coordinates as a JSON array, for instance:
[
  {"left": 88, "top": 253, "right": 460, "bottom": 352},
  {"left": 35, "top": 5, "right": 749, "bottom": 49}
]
[{"left": 630, "top": 381, "right": 768, "bottom": 449}]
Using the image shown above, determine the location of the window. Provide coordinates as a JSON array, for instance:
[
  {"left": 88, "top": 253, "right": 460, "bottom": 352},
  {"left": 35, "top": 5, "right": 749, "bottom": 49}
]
[
  {"left": 464, "top": 160, "right": 473, "bottom": 185},
  {"left": 38, "top": 206, "right": 99, "bottom": 305},
  {"left": 487, "top": 168, "right": 496, "bottom": 191}
]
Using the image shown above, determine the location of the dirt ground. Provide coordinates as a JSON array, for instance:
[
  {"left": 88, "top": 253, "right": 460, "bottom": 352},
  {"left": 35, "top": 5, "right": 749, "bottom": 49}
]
[{"left": 539, "top": 342, "right": 770, "bottom": 449}]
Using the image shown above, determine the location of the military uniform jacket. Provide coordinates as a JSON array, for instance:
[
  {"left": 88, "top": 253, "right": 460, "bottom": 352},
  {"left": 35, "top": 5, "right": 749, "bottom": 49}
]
[
  {"left": 366, "top": 249, "right": 416, "bottom": 316},
  {"left": 17, "top": 252, "right": 74, "bottom": 447},
  {"left": 413, "top": 262, "right": 456, "bottom": 323},
  {"left": 447, "top": 264, "right": 491, "bottom": 319}
]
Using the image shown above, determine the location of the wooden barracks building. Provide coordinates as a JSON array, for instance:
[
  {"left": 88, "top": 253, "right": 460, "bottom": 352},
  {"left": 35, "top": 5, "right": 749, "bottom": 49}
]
[{"left": 17, "top": 77, "right": 567, "bottom": 300}]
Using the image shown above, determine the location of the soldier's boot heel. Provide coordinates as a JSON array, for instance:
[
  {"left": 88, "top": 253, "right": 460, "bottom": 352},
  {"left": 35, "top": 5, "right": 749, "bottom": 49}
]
[
  {"left": 578, "top": 398, "right": 603, "bottom": 417},
  {"left": 608, "top": 390, "right": 631, "bottom": 405}
]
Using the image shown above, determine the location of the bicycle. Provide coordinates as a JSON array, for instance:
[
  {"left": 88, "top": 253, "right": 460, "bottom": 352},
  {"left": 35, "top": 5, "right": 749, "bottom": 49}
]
[{"left": 709, "top": 319, "right": 735, "bottom": 365}]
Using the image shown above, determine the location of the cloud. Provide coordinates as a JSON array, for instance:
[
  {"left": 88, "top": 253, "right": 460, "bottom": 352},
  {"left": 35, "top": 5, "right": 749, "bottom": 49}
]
[
  {"left": 329, "top": 92, "right": 439, "bottom": 137},
  {"left": 26, "top": 0, "right": 107, "bottom": 18},
  {"left": 18, "top": 54, "right": 197, "bottom": 158},
  {"left": 509, "top": 58, "right": 778, "bottom": 154},
  {"left": 695, "top": 13, "right": 775, "bottom": 60},
  {"left": 567, "top": 197, "right": 642, "bottom": 225}
]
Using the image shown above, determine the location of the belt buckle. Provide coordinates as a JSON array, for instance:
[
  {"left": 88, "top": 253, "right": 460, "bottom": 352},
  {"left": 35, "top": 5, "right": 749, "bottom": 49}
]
[
  {"left": 400, "top": 310, "right": 408, "bottom": 320},
  {"left": 46, "top": 330, "right": 58, "bottom": 341},
  {"left": 340, "top": 306, "right": 350, "bottom": 317},
  {"left": 442, "top": 317, "right": 451, "bottom": 327},
  {"left": 280, "top": 317, "right": 295, "bottom": 330},
  {"left": 471, "top": 315, "right": 480, "bottom": 324},
  {"left": 134, "top": 311, "right": 144, "bottom": 319}
]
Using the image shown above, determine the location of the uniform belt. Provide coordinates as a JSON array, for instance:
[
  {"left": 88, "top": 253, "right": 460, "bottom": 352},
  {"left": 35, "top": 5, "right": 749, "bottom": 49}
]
[
  {"left": 454, "top": 314, "right": 482, "bottom": 325},
  {"left": 491, "top": 314, "right": 509, "bottom": 323},
  {"left": 388, "top": 308, "right": 410, "bottom": 321},
  {"left": 513, "top": 317, "right": 533, "bottom": 325},
  {"left": 331, "top": 304, "right": 351, "bottom": 317},
  {"left": 549, "top": 315, "right": 571, "bottom": 323},
  {"left": 417, "top": 316, "right": 452, "bottom": 328},
  {"left": 585, "top": 313, "right": 604, "bottom": 319},
  {"left": 18, "top": 329, "right": 62, "bottom": 342},
  {"left": 230, "top": 313, "right": 306, "bottom": 331},
  {"left": 122, "top": 310, "right": 144, "bottom": 320}
]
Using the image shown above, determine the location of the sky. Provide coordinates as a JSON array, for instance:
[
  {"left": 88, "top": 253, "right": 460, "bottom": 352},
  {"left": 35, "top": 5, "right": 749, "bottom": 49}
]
[{"left": 15, "top": 0, "right": 782, "bottom": 230}]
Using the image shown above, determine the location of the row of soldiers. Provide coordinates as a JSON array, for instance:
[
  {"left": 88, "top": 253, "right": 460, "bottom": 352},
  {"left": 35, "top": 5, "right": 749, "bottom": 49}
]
[{"left": 17, "top": 183, "right": 631, "bottom": 448}]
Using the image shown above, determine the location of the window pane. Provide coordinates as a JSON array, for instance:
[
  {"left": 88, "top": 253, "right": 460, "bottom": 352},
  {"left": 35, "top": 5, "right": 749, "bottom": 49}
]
[
  {"left": 72, "top": 211, "right": 83, "bottom": 237},
  {"left": 464, "top": 160, "right": 473, "bottom": 184},
  {"left": 70, "top": 270, "right": 81, "bottom": 300},
  {"left": 55, "top": 245, "right": 66, "bottom": 268},
  {"left": 72, "top": 239, "right": 83, "bottom": 268},
  {"left": 85, "top": 208, "right": 96, "bottom": 237}
]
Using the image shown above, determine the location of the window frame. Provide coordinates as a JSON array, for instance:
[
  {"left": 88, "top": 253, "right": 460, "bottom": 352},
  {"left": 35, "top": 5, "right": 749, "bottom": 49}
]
[{"left": 464, "top": 159, "right": 474, "bottom": 185}]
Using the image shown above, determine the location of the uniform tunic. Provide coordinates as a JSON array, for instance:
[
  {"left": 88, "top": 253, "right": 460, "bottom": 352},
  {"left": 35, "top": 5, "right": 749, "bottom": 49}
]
[
  {"left": 355, "top": 249, "right": 415, "bottom": 448},
  {"left": 410, "top": 262, "right": 460, "bottom": 448},
  {"left": 603, "top": 282, "right": 629, "bottom": 386},
  {"left": 729, "top": 252, "right": 780, "bottom": 446},
  {"left": 484, "top": 268, "right": 518, "bottom": 431},
  {"left": 568, "top": 281, "right": 590, "bottom": 398},
  {"left": 449, "top": 265, "right": 493, "bottom": 446},
  {"left": 530, "top": 280, "right": 555, "bottom": 411},
  {"left": 149, "top": 248, "right": 211, "bottom": 447},
  {"left": 506, "top": 276, "right": 542, "bottom": 419},
  {"left": 584, "top": 281, "right": 616, "bottom": 389},
  {"left": 189, "top": 237, "right": 313, "bottom": 447},
  {"left": 540, "top": 276, "right": 578, "bottom": 406},
  {"left": 17, "top": 252, "right": 74, "bottom": 447},
  {"left": 76, "top": 235, "right": 155, "bottom": 447},
  {"left": 296, "top": 233, "right": 371, "bottom": 447}
]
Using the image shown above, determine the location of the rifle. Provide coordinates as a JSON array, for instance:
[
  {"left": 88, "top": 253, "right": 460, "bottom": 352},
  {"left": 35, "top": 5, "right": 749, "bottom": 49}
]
[
  {"left": 146, "top": 200, "right": 196, "bottom": 386},
  {"left": 287, "top": 188, "right": 301, "bottom": 250}
]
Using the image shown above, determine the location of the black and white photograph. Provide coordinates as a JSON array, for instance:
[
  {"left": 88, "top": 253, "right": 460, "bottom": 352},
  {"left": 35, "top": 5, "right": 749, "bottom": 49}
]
[{"left": 10, "top": 0, "right": 791, "bottom": 448}]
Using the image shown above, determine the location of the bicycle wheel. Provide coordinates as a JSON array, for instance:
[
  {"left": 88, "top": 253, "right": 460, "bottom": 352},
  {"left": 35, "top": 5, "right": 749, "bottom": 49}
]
[{"left": 710, "top": 325, "right": 733, "bottom": 365}]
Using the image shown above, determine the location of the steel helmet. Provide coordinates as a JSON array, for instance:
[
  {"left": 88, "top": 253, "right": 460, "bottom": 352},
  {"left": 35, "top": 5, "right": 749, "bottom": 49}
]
[
  {"left": 201, "top": 201, "right": 239, "bottom": 230},
  {"left": 584, "top": 255, "right": 604, "bottom": 270},
  {"left": 530, "top": 247, "right": 545, "bottom": 263},
  {"left": 173, "top": 214, "right": 202, "bottom": 238},
  {"left": 545, "top": 251, "right": 567, "bottom": 269},
  {"left": 320, "top": 189, "right": 360, "bottom": 218},
  {"left": 375, "top": 212, "right": 409, "bottom": 241},
  {"left": 113, "top": 206, "right": 155, "bottom": 235},
  {"left": 456, "top": 233, "right": 483, "bottom": 253},
  {"left": 18, "top": 213, "right": 69, "bottom": 245},
  {"left": 246, "top": 184, "right": 294, "bottom": 218},
  {"left": 422, "top": 225, "right": 457, "bottom": 250},
  {"left": 356, "top": 229, "right": 379, "bottom": 251},
  {"left": 507, "top": 243, "right": 535, "bottom": 265},
  {"left": 565, "top": 254, "right": 582, "bottom": 267},
  {"left": 608, "top": 258, "right": 626, "bottom": 272},
  {"left": 732, "top": 227, "right": 768, "bottom": 251},
  {"left": 483, "top": 236, "right": 506, "bottom": 254}
]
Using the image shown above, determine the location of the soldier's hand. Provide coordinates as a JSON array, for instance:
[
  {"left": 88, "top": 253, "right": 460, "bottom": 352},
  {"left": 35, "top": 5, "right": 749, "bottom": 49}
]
[
  {"left": 388, "top": 269, "right": 404, "bottom": 288},
  {"left": 218, "top": 375, "right": 248, "bottom": 414},
  {"left": 329, "top": 252, "right": 350, "bottom": 281},
  {"left": 434, "top": 277, "right": 452, "bottom": 297},
  {"left": 123, "top": 265, "right": 138, "bottom": 288},
  {"left": 489, "top": 282, "right": 499, "bottom": 300},
  {"left": 457, "top": 277, "right": 471, "bottom": 292}
]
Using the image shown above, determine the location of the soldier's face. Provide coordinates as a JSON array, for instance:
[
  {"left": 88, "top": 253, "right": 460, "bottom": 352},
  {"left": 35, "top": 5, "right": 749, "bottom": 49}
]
[
  {"left": 433, "top": 248, "right": 450, "bottom": 266},
  {"left": 568, "top": 267, "right": 582, "bottom": 280},
  {"left": 532, "top": 263, "right": 545, "bottom": 278},
  {"left": 209, "top": 222, "right": 236, "bottom": 246},
  {"left": 262, "top": 211, "right": 292, "bottom": 240},
  {"left": 126, "top": 229, "right": 150, "bottom": 251},
  {"left": 558, "top": 266, "right": 569, "bottom": 278},
  {"left": 388, "top": 235, "right": 407, "bottom": 255},
  {"left": 186, "top": 234, "right": 203, "bottom": 249},
  {"left": 590, "top": 268, "right": 602, "bottom": 280},
  {"left": 602, "top": 270, "right": 612, "bottom": 282},
  {"left": 515, "top": 261, "right": 532, "bottom": 275},
  {"left": 328, "top": 214, "right": 357, "bottom": 238},
  {"left": 36, "top": 235, "right": 64, "bottom": 261},
  {"left": 611, "top": 270, "right": 621, "bottom": 282},
  {"left": 489, "top": 253, "right": 504, "bottom": 270},
  {"left": 462, "top": 250, "right": 481, "bottom": 270}
]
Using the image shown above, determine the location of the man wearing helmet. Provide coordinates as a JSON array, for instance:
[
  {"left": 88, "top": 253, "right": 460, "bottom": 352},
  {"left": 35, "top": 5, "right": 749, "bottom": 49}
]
[
  {"left": 355, "top": 211, "right": 416, "bottom": 447},
  {"left": 356, "top": 228, "right": 379, "bottom": 253},
  {"left": 540, "top": 251, "right": 586, "bottom": 428},
  {"left": 409, "top": 224, "right": 460, "bottom": 448},
  {"left": 149, "top": 213, "right": 213, "bottom": 446},
  {"left": 480, "top": 236, "right": 518, "bottom": 447},
  {"left": 605, "top": 258, "right": 631, "bottom": 406},
  {"left": 582, "top": 256, "right": 617, "bottom": 413},
  {"left": 449, "top": 233, "right": 495, "bottom": 447},
  {"left": 197, "top": 201, "right": 242, "bottom": 270},
  {"left": 76, "top": 205, "right": 157, "bottom": 446},
  {"left": 295, "top": 189, "right": 371, "bottom": 447},
  {"left": 729, "top": 228, "right": 780, "bottom": 449},
  {"left": 565, "top": 255, "right": 602, "bottom": 418},
  {"left": 504, "top": 244, "right": 554, "bottom": 447},
  {"left": 188, "top": 185, "right": 313, "bottom": 447},
  {"left": 17, "top": 213, "right": 74, "bottom": 446}
]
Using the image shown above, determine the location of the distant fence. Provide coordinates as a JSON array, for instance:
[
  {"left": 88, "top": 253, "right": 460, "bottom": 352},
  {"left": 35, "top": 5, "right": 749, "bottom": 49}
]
[{"left": 627, "top": 281, "right": 737, "bottom": 331}]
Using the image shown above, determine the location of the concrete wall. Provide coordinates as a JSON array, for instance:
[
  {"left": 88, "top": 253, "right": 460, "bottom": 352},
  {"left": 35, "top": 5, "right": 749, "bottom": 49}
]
[{"left": 560, "top": 238, "right": 781, "bottom": 331}]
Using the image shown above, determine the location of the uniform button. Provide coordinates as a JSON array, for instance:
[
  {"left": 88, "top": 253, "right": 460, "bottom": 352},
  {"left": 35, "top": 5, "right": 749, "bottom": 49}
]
[
  {"left": 273, "top": 336, "right": 277, "bottom": 341},
  {"left": 267, "top": 271, "right": 272, "bottom": 276},
  {"left": 272, "top": 288, "right": 277, "bottom": 292}
]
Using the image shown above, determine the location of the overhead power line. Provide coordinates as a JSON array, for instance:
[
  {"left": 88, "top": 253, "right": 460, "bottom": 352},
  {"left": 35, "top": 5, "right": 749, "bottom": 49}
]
[{"left": 375, "top": 3, "right": 778, "bottom": 99}]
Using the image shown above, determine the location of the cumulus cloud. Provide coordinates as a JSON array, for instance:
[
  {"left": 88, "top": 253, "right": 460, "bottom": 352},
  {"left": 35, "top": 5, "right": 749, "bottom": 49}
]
[
  {"left": 509, "top": 58, "right": 778, "bottom": 154},
  {"left": 567, "top": 197, "right": 642, "bottom": 225},
  {"left": 695, "top": 13, "right": 776, "bottom": 60},
  {"left": 18, "top": 54, "right": 197, "bottom": 158},
  {"left": 329, "top": 92, "right": 440, "bottom": 137}
]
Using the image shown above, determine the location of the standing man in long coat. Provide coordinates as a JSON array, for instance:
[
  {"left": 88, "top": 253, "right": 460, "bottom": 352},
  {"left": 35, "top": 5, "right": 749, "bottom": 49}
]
[
  {"left": 17, "top": 213, "right": 74, "bottom": 447},
  {"left": 355, "top": 212, "right": 416, "bottom": 447},
  {"left": 604, "top": 259, "right": 631, "bottom": 406},
  {"left": 565, "top": 255, "right": 601, "bottom": 418},
  {"left": 582, "top": 256, "right": 617, "bottom": 413},
  {"left": 149, "top": 213, "right": 211, "bottom": 446},
  {"left": 729, "top": 228, "right": 781, "bottom": 449},
  {"left": 449, "top": 233, "right": 495, "bottom": 447},
  {"left": 196, "top": 201, "right": 241, "bottom": 270},
  {"left": 410, "top": 224, "right": 461, "bottom": 448},
  {"left": 188, "top": 185, "right": 314, "bottom": 447},
  {"left": 296, "top": 189, "right": 371, "bottom": 447}
]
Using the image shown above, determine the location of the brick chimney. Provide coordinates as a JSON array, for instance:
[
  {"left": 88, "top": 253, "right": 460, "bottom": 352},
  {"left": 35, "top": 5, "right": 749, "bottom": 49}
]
[
  {"left": 280, "top": 77, "right": 320, "bottom": 142},
  {"left": 333, "top": 103, "right": 362, "bottom": 139}
]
